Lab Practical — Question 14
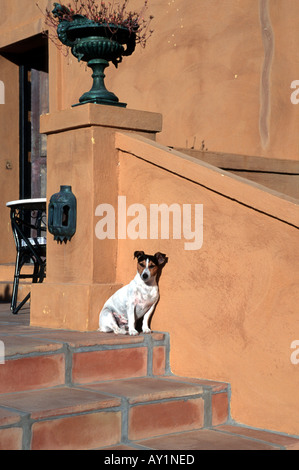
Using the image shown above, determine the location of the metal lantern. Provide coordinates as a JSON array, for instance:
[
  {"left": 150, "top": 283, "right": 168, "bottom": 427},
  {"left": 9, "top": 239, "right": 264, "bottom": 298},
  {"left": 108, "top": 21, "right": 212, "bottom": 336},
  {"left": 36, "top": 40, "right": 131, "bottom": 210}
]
[{"left": 48, "top": 185, "right": 77, "bottom": 243}]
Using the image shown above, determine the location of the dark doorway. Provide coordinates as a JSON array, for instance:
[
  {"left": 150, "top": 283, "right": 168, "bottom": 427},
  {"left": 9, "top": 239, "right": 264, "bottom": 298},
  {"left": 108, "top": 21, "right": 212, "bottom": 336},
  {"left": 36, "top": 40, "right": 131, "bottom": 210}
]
[
  {"left": 1, "top": 34, "right": 49, "bottom": 199},
  {"left": 28, "top": 67, "right": 49, "bottom": 199}
]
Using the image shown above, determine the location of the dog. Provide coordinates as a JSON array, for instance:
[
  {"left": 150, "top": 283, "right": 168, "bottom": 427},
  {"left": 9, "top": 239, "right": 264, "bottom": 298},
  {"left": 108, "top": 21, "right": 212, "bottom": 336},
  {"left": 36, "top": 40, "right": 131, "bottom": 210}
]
[{"left": 98, "top": 251, "right": 167, "bottom": 336}]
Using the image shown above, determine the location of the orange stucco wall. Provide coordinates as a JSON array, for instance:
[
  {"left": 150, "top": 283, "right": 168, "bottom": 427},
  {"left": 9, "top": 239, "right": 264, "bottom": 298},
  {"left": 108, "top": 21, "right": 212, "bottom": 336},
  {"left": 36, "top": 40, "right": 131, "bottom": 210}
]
[
  {"left": 45, "top": 0, "right": 299, "bottom": 160},
  {"left": 113, "top": 132, "right": 299, "bottom": 436},
  {"left": 0, "top": 55, "right": 19, "bottom": 263},
  {"left": 0, "top": 0, "right": 299, "bottom": 264},
  {"left": 1, "top": 1, "right": 299, "bottom": 159}
]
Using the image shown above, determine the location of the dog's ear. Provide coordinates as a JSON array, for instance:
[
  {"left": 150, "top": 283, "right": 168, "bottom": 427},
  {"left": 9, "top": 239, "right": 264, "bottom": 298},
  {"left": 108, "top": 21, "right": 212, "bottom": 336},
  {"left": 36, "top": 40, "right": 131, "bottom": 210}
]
[
  {"left": 154, "top": 252, "right": 167, "bottom": 265},
  {"left": 134, "top": 251, "right": 145, "bottom": 259}
]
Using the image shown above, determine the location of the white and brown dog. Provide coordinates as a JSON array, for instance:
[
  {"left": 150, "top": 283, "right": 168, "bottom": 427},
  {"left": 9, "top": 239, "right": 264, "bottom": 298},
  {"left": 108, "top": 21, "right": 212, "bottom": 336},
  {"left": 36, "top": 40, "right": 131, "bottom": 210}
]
[{"left": 98, "top": 251, "right": 167, "bottom": 336}]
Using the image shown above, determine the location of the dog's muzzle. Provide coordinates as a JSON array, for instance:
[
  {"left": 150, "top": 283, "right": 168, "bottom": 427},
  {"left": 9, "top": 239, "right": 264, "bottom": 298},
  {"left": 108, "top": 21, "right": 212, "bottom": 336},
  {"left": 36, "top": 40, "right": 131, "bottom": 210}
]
[{"left": 141, "top": 272, "right": 149, "bottom": 280}]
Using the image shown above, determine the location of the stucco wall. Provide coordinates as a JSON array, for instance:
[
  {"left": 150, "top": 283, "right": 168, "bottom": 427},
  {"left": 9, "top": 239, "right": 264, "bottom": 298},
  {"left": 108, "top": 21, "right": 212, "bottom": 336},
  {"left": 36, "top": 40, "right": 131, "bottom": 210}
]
[
  {"left": 114, "top": 132, "right": 299, "bottom": 435},
  {"left": 46, "top": 0, "right": 299, "bottom": 160},
  {"left": 0, "top": 56, "right": 20, "bottom": 263},
  {"left": 0, "top": 0, "right": 49, "bottom": 46},
  {"left": 1, "top": 1, "right": 299, "bottom": 159}
]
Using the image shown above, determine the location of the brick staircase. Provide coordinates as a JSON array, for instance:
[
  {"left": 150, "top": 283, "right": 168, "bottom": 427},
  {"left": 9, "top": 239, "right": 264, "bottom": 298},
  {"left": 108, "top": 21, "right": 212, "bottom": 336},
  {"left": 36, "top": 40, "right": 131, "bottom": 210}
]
[{"left": 0, "top": 304, "right": 299, "bottom": 450}]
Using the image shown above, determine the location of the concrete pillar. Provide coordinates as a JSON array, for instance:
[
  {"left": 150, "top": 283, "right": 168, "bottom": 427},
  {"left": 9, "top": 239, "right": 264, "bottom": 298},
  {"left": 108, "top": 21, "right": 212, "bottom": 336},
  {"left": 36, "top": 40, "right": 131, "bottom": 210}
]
[{"left": 30, "top": 104, "right": 162, "bottom": 331}]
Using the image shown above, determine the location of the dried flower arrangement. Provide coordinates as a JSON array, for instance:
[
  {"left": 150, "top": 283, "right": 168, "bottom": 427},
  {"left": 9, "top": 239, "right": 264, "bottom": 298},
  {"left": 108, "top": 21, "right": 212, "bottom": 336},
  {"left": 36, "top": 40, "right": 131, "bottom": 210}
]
[{"left": 38, "top": 0, "right": 154, "bottom": 52}]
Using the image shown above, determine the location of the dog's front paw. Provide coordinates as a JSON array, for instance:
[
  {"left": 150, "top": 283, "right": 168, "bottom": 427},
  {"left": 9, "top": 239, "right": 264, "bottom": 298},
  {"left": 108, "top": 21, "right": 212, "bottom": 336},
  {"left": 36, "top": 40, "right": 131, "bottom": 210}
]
[
  {"left": 142, "top": 327, "right": 152, "bottom": 334},
  {"left": 129, "top": 328, "right": 139, "bottom": 336}
]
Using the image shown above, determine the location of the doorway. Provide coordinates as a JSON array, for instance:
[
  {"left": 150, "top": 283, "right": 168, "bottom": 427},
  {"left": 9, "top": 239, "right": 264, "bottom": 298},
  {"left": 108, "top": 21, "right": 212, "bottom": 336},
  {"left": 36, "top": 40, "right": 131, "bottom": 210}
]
[
  {"left": 20, "top": 65, "right": 49, "bottom": 199},
  {"left": 18, "top": 39, "right": 49, "bottom": 199},
  {"left": 1, "top": 34, "right": 49, "bottom": 200}
]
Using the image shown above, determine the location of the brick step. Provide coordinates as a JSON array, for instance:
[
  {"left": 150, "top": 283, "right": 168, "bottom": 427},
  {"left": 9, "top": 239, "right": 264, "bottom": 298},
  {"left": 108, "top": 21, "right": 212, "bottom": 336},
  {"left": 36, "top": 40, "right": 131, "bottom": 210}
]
[
  {"left": 0, "top": 386, "right": 122, "bottom": 450},
  {"left": 103, "top": 425, "right": 299, "bottom": 451},
  {"left": 0, "top": 324, "right": 170, "bottom": 393},
  {"left": 1, "top": 305, "right": 299, "bottom": 450},
  {"left": 81, "top": 376, "right": 229, "bottom": 440},
  {"left": 0, "top": 308, "right": 230, "bottom": 450},
  {"left": 1, "top": 378, "right": 299, "bottom": 450},
  {"left": 0, "top": 376, "right": 229, "bottom": 450}
]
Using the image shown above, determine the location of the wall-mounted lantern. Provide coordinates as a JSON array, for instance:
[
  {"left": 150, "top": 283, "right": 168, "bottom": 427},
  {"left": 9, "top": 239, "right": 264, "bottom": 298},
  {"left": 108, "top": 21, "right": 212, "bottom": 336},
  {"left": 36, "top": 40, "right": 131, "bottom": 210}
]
[{"left": 48, "top": 185, "right": 77, "bottom": 243}]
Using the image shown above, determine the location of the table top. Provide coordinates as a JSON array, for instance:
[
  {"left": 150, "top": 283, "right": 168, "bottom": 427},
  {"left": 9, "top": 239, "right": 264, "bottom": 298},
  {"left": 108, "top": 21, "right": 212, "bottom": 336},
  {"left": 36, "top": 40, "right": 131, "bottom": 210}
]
[{"left": 6, "top": 198, "right": 47, "bottom": 210}]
